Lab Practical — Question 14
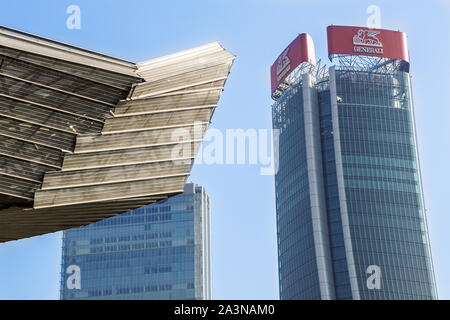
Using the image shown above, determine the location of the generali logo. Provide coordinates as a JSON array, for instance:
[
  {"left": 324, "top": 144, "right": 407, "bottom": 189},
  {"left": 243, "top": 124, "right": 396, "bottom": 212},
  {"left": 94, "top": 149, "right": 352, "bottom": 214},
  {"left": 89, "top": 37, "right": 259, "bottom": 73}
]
[
  {"left": 353, "top": 29, "right": 383, "bottom": 55},
  {"left": 276, "top": 47, "right": 291, "bottom": 81}
]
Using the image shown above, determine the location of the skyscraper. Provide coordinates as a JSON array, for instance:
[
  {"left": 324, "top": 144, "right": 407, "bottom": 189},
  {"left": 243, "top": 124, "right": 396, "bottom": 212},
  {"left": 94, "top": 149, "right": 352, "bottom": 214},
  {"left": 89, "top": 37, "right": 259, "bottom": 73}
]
[
  {"left": 272, "top": 26, "right": 437, "bottom": 300},
  {"left": 60, "top": 183, "right": 211, "bottom": 300}
]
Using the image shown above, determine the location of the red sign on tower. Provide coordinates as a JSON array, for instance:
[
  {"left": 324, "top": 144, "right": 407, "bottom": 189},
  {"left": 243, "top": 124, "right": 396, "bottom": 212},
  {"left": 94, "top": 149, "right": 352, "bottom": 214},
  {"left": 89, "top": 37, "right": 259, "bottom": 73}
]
[
  {"left": 270, "top": 33, "right": 316, "bottom": 94},
  {"left": 327, "top": 25, "right": 409, "bottom": 63}
]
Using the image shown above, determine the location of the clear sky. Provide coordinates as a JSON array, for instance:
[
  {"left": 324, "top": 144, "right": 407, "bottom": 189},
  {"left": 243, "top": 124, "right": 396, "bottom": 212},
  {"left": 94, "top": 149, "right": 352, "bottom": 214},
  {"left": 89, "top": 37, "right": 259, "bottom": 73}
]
[{"left": 0, "top": 0, "right": 449, "bottom": 300}]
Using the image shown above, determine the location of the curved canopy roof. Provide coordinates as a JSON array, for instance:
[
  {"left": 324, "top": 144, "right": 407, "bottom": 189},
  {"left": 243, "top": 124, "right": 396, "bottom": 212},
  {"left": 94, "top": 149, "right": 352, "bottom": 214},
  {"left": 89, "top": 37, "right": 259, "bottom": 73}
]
[{"left": 0, "top": 26, "right": 235, "bottom": 242}]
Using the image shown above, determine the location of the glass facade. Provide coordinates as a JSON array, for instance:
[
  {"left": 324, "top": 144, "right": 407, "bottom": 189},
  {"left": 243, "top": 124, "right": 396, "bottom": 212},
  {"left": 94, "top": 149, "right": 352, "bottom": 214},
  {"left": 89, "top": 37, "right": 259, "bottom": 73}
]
[
  {"left": 272, "top": 67, "right": 437, "bottom": 300},
  {"left": 318, "top": 84, "right": 353, "bottom": 299},
  {"left": 60, "top": 183, "right": 211, "bottom": 300},
  {"left": 273, "top": 84, "right": 321, "bottom": 300}
]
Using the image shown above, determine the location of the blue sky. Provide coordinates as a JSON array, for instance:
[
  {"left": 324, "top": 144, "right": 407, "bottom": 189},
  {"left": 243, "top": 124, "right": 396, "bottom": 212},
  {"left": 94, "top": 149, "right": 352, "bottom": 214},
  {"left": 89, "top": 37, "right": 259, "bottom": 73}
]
[{"left": 0, "top": 0, "right": 449, "bottom": 299}]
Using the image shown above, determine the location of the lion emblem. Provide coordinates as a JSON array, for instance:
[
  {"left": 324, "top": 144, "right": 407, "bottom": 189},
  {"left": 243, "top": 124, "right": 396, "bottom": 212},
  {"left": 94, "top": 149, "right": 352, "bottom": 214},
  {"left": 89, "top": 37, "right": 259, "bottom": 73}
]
[{"left": 353, "top": 29, "right": 382, "bottom": 47}]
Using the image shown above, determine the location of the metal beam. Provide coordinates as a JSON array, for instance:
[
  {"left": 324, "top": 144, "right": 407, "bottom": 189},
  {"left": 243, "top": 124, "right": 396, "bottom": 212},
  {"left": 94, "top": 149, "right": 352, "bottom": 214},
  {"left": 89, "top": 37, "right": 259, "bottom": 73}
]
[
  {"left": 0, "top": 71, "right": 117, "bottom": 107},
  {"left": 0, "top": 92, "right": 104, "bottom": 124},
  {"left": 0, "top": 151, "right": 61, "bottom": 169}
]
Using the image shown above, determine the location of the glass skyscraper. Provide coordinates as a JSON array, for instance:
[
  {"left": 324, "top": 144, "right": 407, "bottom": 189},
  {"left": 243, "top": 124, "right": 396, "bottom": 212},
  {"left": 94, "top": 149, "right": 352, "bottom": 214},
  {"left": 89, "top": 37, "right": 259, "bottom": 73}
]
[
  {"left": 272, "top": 28, "right": 437, "bottom": 300},
  {"left": 60, "top": 183, "right": 211, "bottom": 300}
]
